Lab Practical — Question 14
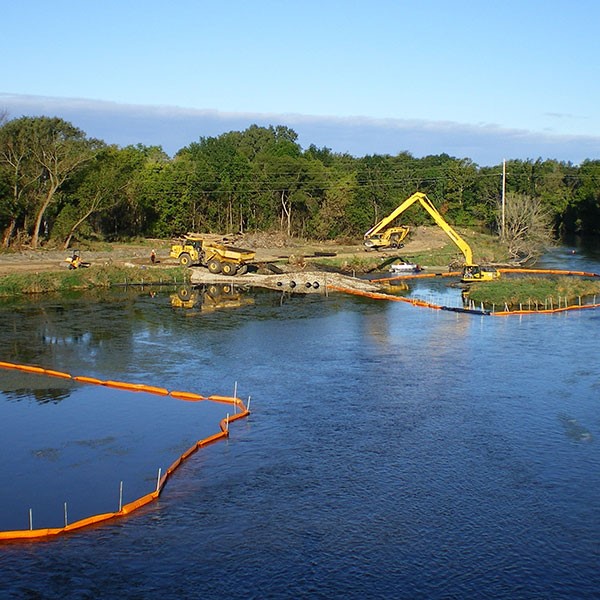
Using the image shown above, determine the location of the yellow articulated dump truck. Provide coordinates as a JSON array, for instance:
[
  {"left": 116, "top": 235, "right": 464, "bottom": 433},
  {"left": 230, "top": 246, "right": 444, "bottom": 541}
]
[{"left": 170, "top": 234, "right": 256, "bottom": 275}]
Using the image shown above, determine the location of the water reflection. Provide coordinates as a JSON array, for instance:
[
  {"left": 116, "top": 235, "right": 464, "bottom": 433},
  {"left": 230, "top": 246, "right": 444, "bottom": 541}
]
[
  {"left": 169, "top": 283, "right": 254, "bottom": 313},
  {"left": 4, "top": 387, "right": 73, "bottom": 404},
  {"left": 539, "top": 242, "right": 600, "bottom": 271},
  {"left": 1, "top": 247, "right": 599, "bottom": 599},
  {"left": 1, "top": 300, "right": 137, "bottom": 374},
  {"left": 1, "top": 370, "right": 75, "bottom": 404}
]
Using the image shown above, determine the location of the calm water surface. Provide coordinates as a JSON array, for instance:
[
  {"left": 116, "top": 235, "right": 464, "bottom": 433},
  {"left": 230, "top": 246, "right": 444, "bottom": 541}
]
[{"left": 0, "top": 247, "right": 599, "bottom": 599}]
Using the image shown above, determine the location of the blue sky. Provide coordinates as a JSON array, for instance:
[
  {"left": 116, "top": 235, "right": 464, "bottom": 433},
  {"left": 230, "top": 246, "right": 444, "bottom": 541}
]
[{"left": 2, "top": 0, "right": 599, "bottom": 165}]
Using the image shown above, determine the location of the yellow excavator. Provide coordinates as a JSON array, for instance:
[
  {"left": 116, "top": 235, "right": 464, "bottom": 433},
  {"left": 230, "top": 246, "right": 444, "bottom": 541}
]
[
  {"left": 364, "top": 192, "right": 500, "bottom": 283},
  {"left": 363, "top": 221, "right": 409, "bottom": 250}
]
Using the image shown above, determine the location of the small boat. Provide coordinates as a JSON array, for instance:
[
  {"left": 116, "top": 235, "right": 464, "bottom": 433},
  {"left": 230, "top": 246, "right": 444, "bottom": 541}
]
[{"left": 389, "top": 261, "right": 421, "bottom": 274}]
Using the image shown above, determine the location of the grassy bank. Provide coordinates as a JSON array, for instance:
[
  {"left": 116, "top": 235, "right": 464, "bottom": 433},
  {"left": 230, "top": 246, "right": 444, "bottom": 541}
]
[
  {"left": 312, "top": 229, "right": 510, "bottom": 274},
  {"left": 0, "top": 265, "right": 190, "bottom": 296},
  {"left": 467, "top": 276, "right": 600, "bottom": 309},
  {"left": 311, "top": 243, "right": 465, "bottom": 273}
]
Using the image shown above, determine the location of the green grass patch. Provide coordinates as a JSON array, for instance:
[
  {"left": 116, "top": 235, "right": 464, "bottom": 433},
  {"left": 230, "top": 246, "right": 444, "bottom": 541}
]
[
  {"left": 467, "top": 276, "right": 600, "bottom": 310},
  {"left": 312, "top": 234, "right": 508, "bottom": 274},
  {"left": 402, "top": 243, "right": 461, "bottom": 269},
  {"left": 312, "top": 239, "right": 490, "bottom": 274},
  {"left": 0, "top": 265, "right": 189, "bottom": 297},
  {"left": 405, "top": 230, "right": 510, "bottom": 269},
  {"left": 314, "top": 255, "right": 381, "bottom": 273}
]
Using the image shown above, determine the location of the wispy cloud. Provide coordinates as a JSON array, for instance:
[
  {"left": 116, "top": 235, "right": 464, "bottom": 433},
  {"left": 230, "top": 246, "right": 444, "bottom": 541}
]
[
  {"left": 2, "top": 93, "right": 599, "bottom": 166},
  {"left": 544, "top": 111, "right": 588, "bottom": 121}
]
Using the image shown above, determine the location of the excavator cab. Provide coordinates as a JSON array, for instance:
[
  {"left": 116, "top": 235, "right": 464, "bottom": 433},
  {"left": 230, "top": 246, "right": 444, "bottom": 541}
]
[
  {"left": 364, "top": 226, "right": 410, "bottom": 250},
  {"left": 461, "top": 264, "right": 499, "bottom": 283}
]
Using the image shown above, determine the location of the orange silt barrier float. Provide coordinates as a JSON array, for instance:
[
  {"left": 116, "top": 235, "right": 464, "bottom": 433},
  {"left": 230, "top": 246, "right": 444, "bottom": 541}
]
[
  {"left": 170, "top": 390, "right": 205, "bottom": 401},
  {"left": 0, "top": 361, "right": 22, "bottom": 370},
  {"left": 498, "top": 268, "right": 600, "bottom": 278},
  {"left": 73, "top": 375, "right": 104, "bottom": 385},
  {"left": 0, "top": 362, "right": 250, "bottom": 542},
  {"left": 42, "top": 369, "right": 72, "bottom": 380},
  {"left": 102, "top": 380, "right": 170, "bottom": 395},
  {"left": 370, "top": 271, "right": 460, "bottom": 283},
  {"left": 327, "top": 284, "right": 444, "bottom": 311},
  {"left": 12, "top": 364, "right": 46, "bottom": 374},
  {"left": 348, "top": 267, "right": 600, "bottom": 317},
  {"left": 491, "top": 302, "right": 600, "bottom": 317}
]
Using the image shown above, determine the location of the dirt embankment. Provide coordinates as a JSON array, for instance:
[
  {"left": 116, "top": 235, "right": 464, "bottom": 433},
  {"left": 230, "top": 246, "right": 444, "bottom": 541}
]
[
  {"left": 0, "top": 227, "right": 448, "bottom": 278},
  {"left": 0, "top": 245, "right": 159, "bottom": 276}
]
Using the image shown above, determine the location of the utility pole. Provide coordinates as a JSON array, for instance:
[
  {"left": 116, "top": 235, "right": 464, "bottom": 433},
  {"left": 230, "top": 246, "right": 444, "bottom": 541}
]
[{"left": 501, "top": 159, "right": 506, "bottom": 240}]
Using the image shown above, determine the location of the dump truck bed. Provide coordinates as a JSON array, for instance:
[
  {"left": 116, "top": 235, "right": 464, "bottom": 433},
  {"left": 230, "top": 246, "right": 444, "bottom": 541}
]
[{"left": 212, "top": 244, "right": 256, "bottom": 262}]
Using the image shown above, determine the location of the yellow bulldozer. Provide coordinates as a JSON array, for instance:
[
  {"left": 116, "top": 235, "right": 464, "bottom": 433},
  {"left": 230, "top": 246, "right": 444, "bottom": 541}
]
[{"left": 170, "top": 234, "right": 255, "bottom": 276}]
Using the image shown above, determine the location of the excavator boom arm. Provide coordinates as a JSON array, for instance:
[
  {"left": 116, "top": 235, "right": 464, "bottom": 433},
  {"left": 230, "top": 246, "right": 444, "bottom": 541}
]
[
  {"left": 364, "top": 192, "right": 424, "bottom": 238},
  {"left": 417, "top": 195, "right": 473, "bottom": 265},
  {"left": 365, "top": 192, "right": 473, "bottom": 265}
]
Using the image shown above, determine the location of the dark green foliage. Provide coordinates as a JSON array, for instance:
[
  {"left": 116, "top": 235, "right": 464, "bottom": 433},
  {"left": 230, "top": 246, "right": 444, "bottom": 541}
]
[{"left": 1, "top": 118, "right": 599, "bottom": 247}]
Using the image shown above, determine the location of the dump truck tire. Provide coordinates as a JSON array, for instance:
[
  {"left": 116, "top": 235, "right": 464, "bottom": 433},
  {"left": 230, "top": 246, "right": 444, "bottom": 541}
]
[
  {"left": 177, "top": 287, "right": 192, "bottom": 301},
  {"left": 221, "top": 262, "right": 237, "bottom": 276},
  {"left": 207, "top": 259, "right": 222, "bottom": 274},
  {"left": 179, "top": 253, "right": 192, "bottom": 267}
]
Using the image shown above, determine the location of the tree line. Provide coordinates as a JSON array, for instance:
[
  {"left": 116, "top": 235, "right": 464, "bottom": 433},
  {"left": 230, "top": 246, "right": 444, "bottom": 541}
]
[{"left": 1, "top": 115, "right": 599, "bottom": 250}]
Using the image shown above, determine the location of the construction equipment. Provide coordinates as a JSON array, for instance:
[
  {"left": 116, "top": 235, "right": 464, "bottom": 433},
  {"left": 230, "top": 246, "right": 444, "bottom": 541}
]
[
  {"left": 170, "top": 234, "right": 255, "bottom": 276},
  {"left": 363, "top": 220, "right": 410, "bottom": 250},
  {"left": 365, "top": 192, "right": 500, "bottom": 283},
  {"left": 64, "top": 250, "right": 90, "bottom": 270}
]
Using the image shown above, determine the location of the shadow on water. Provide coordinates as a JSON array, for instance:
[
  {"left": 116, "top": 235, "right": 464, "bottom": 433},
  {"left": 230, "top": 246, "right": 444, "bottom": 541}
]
[
  {"left": 558, "top": 413, "right": 593, "bottom": 442},
  {"left": 4, "top": 387, "right": 73, "bottom": 404}
]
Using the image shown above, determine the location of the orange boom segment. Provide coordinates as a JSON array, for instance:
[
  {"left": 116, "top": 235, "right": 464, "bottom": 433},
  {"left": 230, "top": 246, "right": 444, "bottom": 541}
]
[{"left": 0, "top": 362, "right": 251, "bottom": 542}]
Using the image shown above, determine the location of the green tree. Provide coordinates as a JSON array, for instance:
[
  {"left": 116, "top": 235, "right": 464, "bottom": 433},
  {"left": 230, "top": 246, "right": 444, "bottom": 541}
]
[
  {"left": 568, "top": 160, "right": 600, "bottom": 235},
  {"left": 310, "top": 173, "right": 357, "bottom": 239},
  {"left": 55, "top": 145, "right": 151, "bottom": 248},
  {"left": 116, "top": 146, "right": 171, "bottom": 238},
  {"left": 0, "top": 116, "right": 101, "bottom": 248},
  {"left": 179, "top": 132, "right": 254, "bottom": 233},
  {"left": 533, "top": 160, "right": 578, "bottom": 233},
  {"left": 356, "top": 155, "right": 394, "bottom": 230},
  {"left": 471, "top": 163, "right": 504, "bottom": 230},
  {"left": 442, "top": 157, "right": 479, "bottom": 224},
  {"left": 0, "top": 117, "right": 40, "bottom": 246}
]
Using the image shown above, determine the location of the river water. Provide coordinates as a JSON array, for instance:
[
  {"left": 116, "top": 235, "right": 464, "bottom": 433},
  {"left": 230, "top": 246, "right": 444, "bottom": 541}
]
[{"left": 1, "top": 245, "right": 599, "bottom": 599}]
